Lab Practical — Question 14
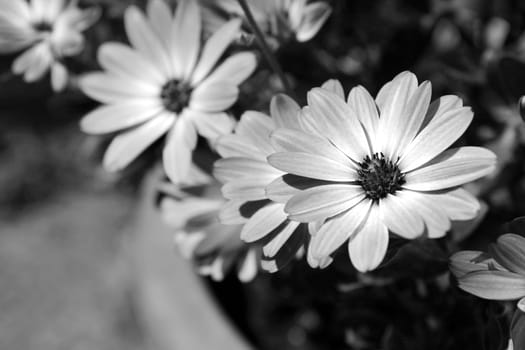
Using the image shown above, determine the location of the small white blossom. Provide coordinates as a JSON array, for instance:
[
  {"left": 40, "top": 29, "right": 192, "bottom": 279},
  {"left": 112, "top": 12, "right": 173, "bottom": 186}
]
[{"left": 0, "top": 0, "right": 99, "bottom": 91}]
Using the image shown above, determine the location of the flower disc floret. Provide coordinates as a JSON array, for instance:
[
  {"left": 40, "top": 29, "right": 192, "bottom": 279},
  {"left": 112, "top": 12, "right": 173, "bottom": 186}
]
[
  {"left": 357, "top": 152, "right": 405, "bottom": 201},
  {"left": 160, "top": 79, "right": 193, "bottom": 113}
]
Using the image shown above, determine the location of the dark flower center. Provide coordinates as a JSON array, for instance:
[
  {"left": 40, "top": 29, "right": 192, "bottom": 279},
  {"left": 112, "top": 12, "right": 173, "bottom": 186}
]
[
  {"left": 357, "top": 152, "right": 405, "bottom": 201},
  {"left": 160, "top": 79, "right": 192, "bottom": 113},
  {"left": 33, "top": 21, "right": 53, "bottom": 32}
]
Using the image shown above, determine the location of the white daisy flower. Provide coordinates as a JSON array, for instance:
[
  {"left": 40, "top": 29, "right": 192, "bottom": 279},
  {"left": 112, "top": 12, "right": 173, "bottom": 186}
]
[
  {"left": 213, "top": 94, "right": 319, "bottom": 273},
  {"left": 0, "top": 0, "right": 99, "bottom": 91},
  {"left": 80, "top": 0, "right": 257, "bottom": 184},
  {"left": 201, "top": 0, "right": 331, "bottom": 45},
  {"left": 267, "top": 72, "right": 497, "bottom": 272}
]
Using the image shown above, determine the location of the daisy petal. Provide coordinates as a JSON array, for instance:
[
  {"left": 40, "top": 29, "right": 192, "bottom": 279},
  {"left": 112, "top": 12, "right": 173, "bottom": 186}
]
[
  {"left": 348, "top": 205, "right": 389, "bottom": 272},
  {"left": 425, "top": 188, "right": 480, "bottom": 221},
  {"left": 321, "top": 79, "right": 344, "bottom": 99},
  {"left": 268, "top": 152, "right": 357, "bottom": 182},
  {"left": 307, "top": 88, "right": 370, "bottom": 161},
  {"left": 295, "top": 2, "right": 332, "bottom": 42},
  {"left": 376, "top": 71, "right": 418, "bottom": 155},
  {"left": 163, "top": 113, "right": 198, "bottom": 184},
  {"left": 380, "top": 193, "right": 425, "bottom": 239},
  {"left": 399, "top": 107, "right": 473, "bottom": 172},
  {"left": 310, "top": 199, "right": 371, "bottom": 259},
  {"left": 238, "top": 249, "right": 258, "bottom": 282},
  {"left": 270, "top": 128, "right": 354, "bottom": 167},
  {"left": 214, "top": 157, "right": 276, "bottom": 183},
  {"left": 0, "top": 0, "right": 30, "bottom": 21},
  {"left": 491, "top": 234, "right": 525, "bottom": 275},
  {"left": 191, "top": 19, "right": 242, "bottom": 85},
  {"left": 235, "top": 111, "right": 275, "bottom": 155},
  {"left": 216, "top": 134, "right": 263, "bottom": 159},
  {"left": 218, "top": 200, "right": 249, "bottom": 224},
  {"left": 449, "top": 250, "right": 488, "bottom": 278},
  {"left": 197, "top": 52, "right": 257, "bottom": 87},
  {"left": 404, "top": 147, "right": 496, "bottom": 191},
  {"left": 263, "top": 220, "right": 300, "bottom": 258},
  {"left": 221, "top": 175, "right": 277, "bottom": 201},
  {"left": 394, "top": 81, "right": 432, "bottom": 159},
  {"left": 285, "top": 184, "right": 364, "bottom": 222},
  {"left": 188, "top": 110, "right": 235, "bottom": 140},
  {"left": 266, "top": 175, "right": 327, "bottom": 203},
  {"left": 124, "top": 5, "right": 172, "bottom": 78},
  {"left": 80, "top": 102, "right": 163, "bottom": 134},
  {"left": 270, "top": 93, "right": 301, "bottom": 129},
  {"left": 240, "top": 203, "right": 287, "bottom": 242},
  {"left": 97, "top": 42, "right": 164, "bottom": 85},
  {"left": 420, "top": 94, "right": 463, "bottom": 130},
  {"left": 103, "top": 113, "right": 173, "bottom": 171},
  {"left": 146, "top": 0, "right": 173, "bottom": 49},
  {"left": 190, "top": 82, "right": 238, "bottom": 112},
  {"left": 459, "top": 270, "right": 525, "bottom": 300},
  {"left": 399, "top": 190, "right": 451, "bottom": 238},
  {"left": 347, "top": 85, "right": 379, "bottom": 151},
  {"left": 172, "top": 0, "right": 201, "bottom": 79},
  {"left": 79, "top": 72, "right": 158, "bottom": 104},
  {"left": 51, "top": 62, "right": 68, "bottom": 92}
]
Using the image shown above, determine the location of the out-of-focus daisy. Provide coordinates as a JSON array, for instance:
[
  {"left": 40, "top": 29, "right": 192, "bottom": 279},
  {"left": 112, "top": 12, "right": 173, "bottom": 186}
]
[
  {"left": 80, "top": 0, "right": 256, "bottom": 183},
  {"left": 450, "top": 218, "right": 525, "bottom": 350},
  {"left": 268, "top": 71, "right": 496, "bottom": 272},
  {"left": 159, "top": 168, "right": 260, "bottom": 282},
  {"left": 213, "top": 94, "right": 322, "bottom": 273},
  {"left": 0, "top": 0, "right": 99, "bottom": 91},
  {"left": 201, "top": 0, "right": 331, "bottom": 46}
]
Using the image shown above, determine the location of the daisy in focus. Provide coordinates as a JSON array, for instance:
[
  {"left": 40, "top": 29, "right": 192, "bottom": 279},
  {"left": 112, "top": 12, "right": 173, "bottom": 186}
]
[
  {"left": 201, "top": 0, "right": 331, "bottom": 46},
  {"left": 213, "top": 94, "right": 321, "bottom": 273},
  {"left": 80, "top": 0, "right": 257, "bottom": 183},
  {"left": 0, "top": 0, "right": 99, "bottom": 91},
  {"left": 268, "top": 72, "right": 497, "bottom": 272}
]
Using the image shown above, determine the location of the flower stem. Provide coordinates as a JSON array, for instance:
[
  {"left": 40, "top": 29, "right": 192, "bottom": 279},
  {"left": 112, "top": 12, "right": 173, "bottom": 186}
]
[{"left": 236, "top": 0, "right": 294, "bottom": 97}]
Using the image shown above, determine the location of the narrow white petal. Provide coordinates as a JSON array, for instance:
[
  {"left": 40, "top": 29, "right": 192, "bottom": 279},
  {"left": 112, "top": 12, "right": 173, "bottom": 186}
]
[
  {"left": 216, "top": 134, "right": 264, "bottom": 160},
  {"left": 400, "top": 107, "right": 474, "bottom": 172},
  {"left": 285, "top": 184, "right": 364, "bottom": 222},
  {"left": 79, "top": 72, "right": 158, "bottom": 104},
  {"left": 146, "top": 0, "right": 173, "bottom": 50},
  {"left": 398, "top": 190, "right": 451, "bottom": 238},
  {"left": 347, "top": 85, "right": 379, "bottom": 152},
  {"left": 221, "top": 175, "right": 277, "bottom": 201},
  {"left": 196, "top": 52, "right": 257, "bottom": 87},
  {"left": 270, "top": 128, "right": 354, "bottom": 168},
  {"left": 404, "top": 147, "right": 497, "bottom": 191},
  {"left": 51, "top": 62, "right": 68, "bottom": 92},
  {"left": 270, "top": 93, "right": 301, "bottom": 129},
  {"left": 218, "top": 200, "right": 249, "bottom": 225},
  {"left": 190, "top": 82, "right": 238, "bottom": 112},
  {"left": 426, "top": 188, "right": 480, "bottom": 221},
  {"left": 235, "top": 111, "right": 275, "bottom": 155},
  {"left": 80, "top": 102, "right": 163, "bottom": 134},
  {"left": 321, "top": 79, "right": 344, "bottom": 99},
  {"left": 348, "top": 205, "right": 389, "bottom": 272},
  {"left": 187, "top": 110, "right": 235, "bottom": 140},
  {"left": 214, "top": 157, "right": 277, "bottom": 183},
  {"left": 392, "top": 81, "right": 432, "bottom": 159},
  {"left": 97, "top": 42, "right": 164, "bottom": 85},
  {"left": 268, "top": 152, "right": 357, "bottom": 182},
  {"left": 375, "top": 71, "right": 418, "bottom": 155},
  {"left": 163, "top": 113, "right": 198, "bottom": 184},
  {"left": 295, "top": 2, "right": 332, "bottom": 42},
  {"left": 263, "top": 221, "right": 300, "bottom": 258},
  {"left": 21, "top": 43, "right": 52, "bottom": 82},
  {"left": 0, "top": 0, "right": 31, "bottom": 21},
  {"left": 380, "top": 193, "right": 425, "bottom": 239},
  {"left": 104, "top": 113, "right": 173, "bottom": 171},
  {"left": 124, "top": 5, "right": 172, "bottom": 77},
  {"left": 237, "top": 249, "right": 258, "bottom": 282},
  {"left": 240, "top": 203, "right": 287, "bottom": 242},
  {"left": 307, "top": 88, "right": 370, "bottom": 161},
  {"left": 265, "top": 175, "right": 317, "bottom": 203},
  {"left": 419, "top": 95, "right": 463, "bottom": 131},
  {"left": 191, "top": 19, "right": 242, "bottom": 85},
  {"left": 310, "top": 199, "right": 371, "bottom": 259},
  {"left": 172, "top": 0, "right": 201, "bottom": 80}
]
